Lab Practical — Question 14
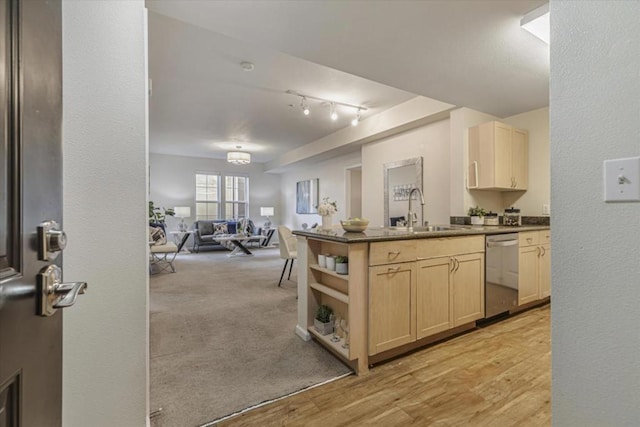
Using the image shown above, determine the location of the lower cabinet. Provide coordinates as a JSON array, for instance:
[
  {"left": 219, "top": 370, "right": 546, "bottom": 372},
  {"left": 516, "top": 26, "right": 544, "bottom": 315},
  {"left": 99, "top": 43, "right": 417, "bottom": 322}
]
[
  {"left": 451, "top": 253, "right": 485, "bottom": 326},
  {"left": 539, "top": 243, "right": 551, "bottom": 298},
  {"left": 416, "top": 257, "right": 451, "bottom": 338},
  {"left": 369, "top": 236, "right": 485, "bottom": 356},
  {"left": 518, "top": 231, "right": 551, "bottom": 305},
  {"left": 368, "top": 262, "right": 416, "bottom": 355},
  {"left": 416, "top": 253, "right": 485, "bottom": 340}
]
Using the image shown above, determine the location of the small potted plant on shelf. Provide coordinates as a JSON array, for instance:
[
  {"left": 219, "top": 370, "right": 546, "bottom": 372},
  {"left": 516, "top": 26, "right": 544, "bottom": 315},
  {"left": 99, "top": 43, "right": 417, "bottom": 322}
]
[
  {"left": 468, "top": 205, "right": 487, "bottom": 225},
  {"left": 335, "top": 256, "right": 349, "bottom": 275},
  {"left": 314, "top": 304, "right": 334, "bottom": 336}
]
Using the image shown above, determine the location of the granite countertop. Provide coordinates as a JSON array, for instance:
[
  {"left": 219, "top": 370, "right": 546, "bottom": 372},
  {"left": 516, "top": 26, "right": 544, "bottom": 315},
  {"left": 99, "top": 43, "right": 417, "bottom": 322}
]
[{"left": 292, "top": 224, "right": 550, "bottom": 243}]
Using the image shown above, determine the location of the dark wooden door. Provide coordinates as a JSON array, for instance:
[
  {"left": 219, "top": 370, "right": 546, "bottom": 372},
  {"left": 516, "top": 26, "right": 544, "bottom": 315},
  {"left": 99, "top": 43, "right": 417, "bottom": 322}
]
[{"left": 0, "top": 1, "right": 77, "bottom": 426}]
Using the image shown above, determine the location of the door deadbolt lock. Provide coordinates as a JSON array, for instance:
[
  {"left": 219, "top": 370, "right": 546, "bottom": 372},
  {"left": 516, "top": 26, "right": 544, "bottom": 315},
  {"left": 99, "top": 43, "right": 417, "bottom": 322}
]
[
  {"left": 37, "top": 265, "right": 87, "bottom": 317},
  {"left": 37, "top": 220, "right": 67, "bottom": 261}
]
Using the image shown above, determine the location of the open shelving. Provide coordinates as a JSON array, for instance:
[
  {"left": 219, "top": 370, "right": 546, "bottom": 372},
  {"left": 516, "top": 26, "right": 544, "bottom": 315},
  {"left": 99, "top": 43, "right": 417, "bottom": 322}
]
[
  {"left": 307, "top": 327, "right": 349, "bottom": 359},
  {"left": 305, "top": 238, "right": 368, "bottom": 374}
]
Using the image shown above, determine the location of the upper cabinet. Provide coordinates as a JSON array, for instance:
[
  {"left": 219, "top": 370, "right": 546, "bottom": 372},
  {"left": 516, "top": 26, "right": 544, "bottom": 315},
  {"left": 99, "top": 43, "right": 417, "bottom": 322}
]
[{"left": 468, "top": 121, "right": 528, "bottom": 191}]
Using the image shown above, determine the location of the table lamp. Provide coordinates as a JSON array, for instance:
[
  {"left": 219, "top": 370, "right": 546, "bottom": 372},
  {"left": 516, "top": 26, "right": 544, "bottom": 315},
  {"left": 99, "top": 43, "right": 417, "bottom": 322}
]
[
  {"left": 260, "top": 207, "right": 274, "bottom": 228},
  {"left": 174, "top": 206, "right": 191, "bottom": 232}
]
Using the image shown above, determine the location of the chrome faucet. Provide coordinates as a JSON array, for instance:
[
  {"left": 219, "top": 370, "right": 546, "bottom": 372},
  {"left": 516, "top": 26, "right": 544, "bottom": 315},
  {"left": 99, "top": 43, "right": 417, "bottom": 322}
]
[{"left": 407, "top": 187, "right": 425, "bottom": 230}]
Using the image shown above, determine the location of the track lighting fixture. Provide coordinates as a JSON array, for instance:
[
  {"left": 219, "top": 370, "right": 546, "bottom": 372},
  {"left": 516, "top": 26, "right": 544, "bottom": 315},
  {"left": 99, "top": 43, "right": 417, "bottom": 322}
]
[
  {"left": 351, "top": 109, "right": 361, "bottom": 126},
  {"left": 330, "top": 103, "right": 338, "bottom": 121},
  {"left": 301, "top": 97, "right": 310, "bottom": 116},
  {"left": 286, "top": 90, "right": 367, "bottom": 124}
]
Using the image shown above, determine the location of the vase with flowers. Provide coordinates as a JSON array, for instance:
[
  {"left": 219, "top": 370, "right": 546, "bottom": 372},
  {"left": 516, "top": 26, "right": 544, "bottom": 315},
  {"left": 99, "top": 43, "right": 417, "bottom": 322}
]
[{"left": 317, "top": 197, "right": 338, "bottom": 230}]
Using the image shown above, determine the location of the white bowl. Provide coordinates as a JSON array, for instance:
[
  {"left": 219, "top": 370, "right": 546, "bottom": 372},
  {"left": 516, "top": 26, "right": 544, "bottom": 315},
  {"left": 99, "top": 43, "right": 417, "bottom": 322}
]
[{"left": 340, "top": 219, "right": 369, "bottom": 232}]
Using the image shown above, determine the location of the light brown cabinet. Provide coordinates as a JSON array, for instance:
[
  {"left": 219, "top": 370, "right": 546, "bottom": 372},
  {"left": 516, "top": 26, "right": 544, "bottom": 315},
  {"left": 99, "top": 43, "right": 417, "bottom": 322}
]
[
  {"left": 369, "top": 236, "right": 485, "bottom": 355},
  {"left": 468, "top": 121, "right": 528, "bottom": 190},
  {"left": 368, "top": 262, "right": 416, "bottom": 355},
  {"left": 416, "top": 257, "right": 451, "bottom": 338},
  {"left": 518, "top": 231, "right": 551, "bottom": 305},
  {"left": 416, "top": 251, "right": 485, "bottom": 339}
]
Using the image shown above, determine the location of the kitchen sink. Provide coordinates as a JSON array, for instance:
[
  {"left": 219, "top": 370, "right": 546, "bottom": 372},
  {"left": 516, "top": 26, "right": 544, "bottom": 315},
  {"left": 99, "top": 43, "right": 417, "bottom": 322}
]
[{"left": 387, "top": 225, "right": 453, "bottom": 232}]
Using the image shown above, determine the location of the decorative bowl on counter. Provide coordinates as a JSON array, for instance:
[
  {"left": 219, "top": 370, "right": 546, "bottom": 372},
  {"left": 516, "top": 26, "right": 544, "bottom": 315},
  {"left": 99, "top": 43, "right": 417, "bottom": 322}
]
[{"left": 340, "top": 218, "right": 369, "bottom": 232}]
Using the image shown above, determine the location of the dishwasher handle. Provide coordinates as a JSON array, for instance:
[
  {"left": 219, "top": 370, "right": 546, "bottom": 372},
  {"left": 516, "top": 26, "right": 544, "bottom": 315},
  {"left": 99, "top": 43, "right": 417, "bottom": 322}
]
[{"left": 486, "top": 239, "right": 519, "bottom": 248}]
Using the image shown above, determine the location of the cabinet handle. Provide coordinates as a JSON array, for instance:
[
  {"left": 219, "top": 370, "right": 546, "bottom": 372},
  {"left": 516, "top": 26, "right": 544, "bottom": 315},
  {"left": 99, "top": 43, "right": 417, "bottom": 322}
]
[
  {"left": 527, "top": 238, "right": 533, "bottom": 244},
  {"left": 450, "top": 258, "right": 455, "bottom": 272},
  {"left": 388, "top": 251, "right": 400, "bottom": 256},
  {"left": 467, "top": 161, "right": 478, "bottom": 189},
  {"left": 387, "top": 266, "right": 401, "bottom": 273},
  {"left": 537, "top": 246, "right": 541, "bottom": 257},
  {"left": 454, "top": 258, "right": 460, "bottom": 272},
  {"left": 541, "top": 246, "right": 546, "bottom": 257}
]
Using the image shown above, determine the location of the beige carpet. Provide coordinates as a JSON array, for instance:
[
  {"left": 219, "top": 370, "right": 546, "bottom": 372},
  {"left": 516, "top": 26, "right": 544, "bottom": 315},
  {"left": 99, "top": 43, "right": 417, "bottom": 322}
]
[{"left": 149, "top": 247, "right": 351, "bottom": 427}]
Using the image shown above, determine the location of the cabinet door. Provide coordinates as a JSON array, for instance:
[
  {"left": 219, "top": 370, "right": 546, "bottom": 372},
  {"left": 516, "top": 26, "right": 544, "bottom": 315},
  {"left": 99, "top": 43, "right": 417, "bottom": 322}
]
[
  {"left": 539, "top": 244, "right": 551, "bottom": 298},
  {"left": 451, "top": 253, "right": 485, "bottom": 326},
  {"left": 416, "top": 257, "right": 451, "bottom": 339},
  {"left": 369, "top": 263, "right": 416, "bottom": 355},
  {"left": 518, "top": 246, "right": 540, "bottom": 305},
  {"left": 494, "top": 122, "right": 513, "bottom": 188},
  {"left": 511, "top": 128, "right": 528, "bottom": 189}
]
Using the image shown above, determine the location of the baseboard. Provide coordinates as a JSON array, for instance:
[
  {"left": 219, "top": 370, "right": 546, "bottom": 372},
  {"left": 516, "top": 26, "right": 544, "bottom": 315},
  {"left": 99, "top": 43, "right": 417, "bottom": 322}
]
[{"left": 295, "top": 324, "right": 311, "bottom": 341}]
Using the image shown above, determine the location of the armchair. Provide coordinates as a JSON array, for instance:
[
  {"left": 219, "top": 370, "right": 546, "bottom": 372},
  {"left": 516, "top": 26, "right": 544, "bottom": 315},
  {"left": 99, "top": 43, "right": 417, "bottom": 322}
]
[{"left": 149, "top": 223, "right": 178, "bottom": 273}]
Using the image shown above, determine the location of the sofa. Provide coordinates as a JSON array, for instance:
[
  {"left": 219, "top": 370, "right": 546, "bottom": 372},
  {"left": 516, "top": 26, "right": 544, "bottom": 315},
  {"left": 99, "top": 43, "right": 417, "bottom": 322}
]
[{"left": 193, "top": 219, "right": 262, "bottom": 252}]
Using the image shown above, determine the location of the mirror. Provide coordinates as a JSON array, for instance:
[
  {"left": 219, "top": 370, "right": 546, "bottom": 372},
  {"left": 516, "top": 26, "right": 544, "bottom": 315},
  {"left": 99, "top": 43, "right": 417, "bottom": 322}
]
[
  {"left": 296, "top": 178, "right": 319, "bottom": 214},
  {"left": 384, "top": 157, "right": 423, "bottom": 226}
]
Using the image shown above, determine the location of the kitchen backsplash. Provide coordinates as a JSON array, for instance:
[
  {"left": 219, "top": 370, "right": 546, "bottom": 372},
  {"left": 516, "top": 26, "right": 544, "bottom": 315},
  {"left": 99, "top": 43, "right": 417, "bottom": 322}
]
[{"left": 450, "top": 216, "right": 550, "bottom": 226}]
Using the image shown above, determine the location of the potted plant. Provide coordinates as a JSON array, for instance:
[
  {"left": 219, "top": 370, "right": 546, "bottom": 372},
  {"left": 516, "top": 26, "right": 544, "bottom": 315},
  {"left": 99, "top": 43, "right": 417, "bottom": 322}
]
[
  {"left": 468, "top": 205, "right": 487, "bottom": 225},
  {"left": 317, "top": 197, "right": 338, "bottom": 230},
  {"left": 314, "top": 304, "right": 334, "bottom": 335},
  {"left": 335, "top": 256, "right": 349, "bottom": 275},
  {"left": 149, "top": 201, "right": 175, "bottom": 225}
]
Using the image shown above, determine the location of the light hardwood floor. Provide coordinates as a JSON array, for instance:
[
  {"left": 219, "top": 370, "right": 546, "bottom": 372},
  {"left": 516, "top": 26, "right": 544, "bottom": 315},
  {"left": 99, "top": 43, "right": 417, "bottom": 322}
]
[{"left": 218, "top": 304, "right": 550, "bottom": 426}]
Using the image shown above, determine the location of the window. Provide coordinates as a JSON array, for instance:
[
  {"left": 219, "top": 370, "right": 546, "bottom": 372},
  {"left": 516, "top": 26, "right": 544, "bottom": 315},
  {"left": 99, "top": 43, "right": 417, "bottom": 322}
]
[
  {"left": 224, "top": 175, "right": 249, "bottom": 219},
  {"left": 195, "top": 173, "right": 220, "bottom": 220},
  {"left": 195, "top": 173, "right": 249, "bottom": 220}
]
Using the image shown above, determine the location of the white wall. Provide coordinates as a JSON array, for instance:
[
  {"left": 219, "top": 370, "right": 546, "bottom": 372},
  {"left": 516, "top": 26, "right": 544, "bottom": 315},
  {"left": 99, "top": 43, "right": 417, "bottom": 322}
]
[
  {"left": 362, "top": 119, "right": 451, "bottom": 226},
  {"left": 62, "top": 1, "right": 148, "bottom": 426},
  {"left": 551, "top": 1, "right": 640, "bottom": 425},
  {"left": 149, "top": 153, "right": 281, "bottom": 237},
  {"left": 503, "top": 107, "right": 550, "bottom": 216},
  {"left": 281, "top": 151, "right": 362, "bottom": 229}
]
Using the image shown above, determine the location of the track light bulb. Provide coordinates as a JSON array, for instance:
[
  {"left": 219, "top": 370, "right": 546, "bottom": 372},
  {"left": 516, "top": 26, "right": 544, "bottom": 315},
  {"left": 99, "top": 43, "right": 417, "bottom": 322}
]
[
  {"left": 330, "top": 103, "right": 338, "bottom": 121},
  {"left": 351, "top": 109, "right": 361, "bottom": 126},
  {"left": 301, "top": 97, "right": 310, "bottom": 116}
]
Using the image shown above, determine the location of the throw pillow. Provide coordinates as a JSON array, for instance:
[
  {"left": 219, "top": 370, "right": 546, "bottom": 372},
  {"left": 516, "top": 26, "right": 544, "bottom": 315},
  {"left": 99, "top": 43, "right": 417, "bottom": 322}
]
[
  {"left": 213, "top": 222, "right": 228, "bottom": 235},
  {"left": 245, "top": 219, "right": 255, "bottom": 235},
  {"left": 198, "top": 221, "right": 214, "bottom": 236},
  {"left": 149, "top": 226, "right": 167, "bottom": 245}
]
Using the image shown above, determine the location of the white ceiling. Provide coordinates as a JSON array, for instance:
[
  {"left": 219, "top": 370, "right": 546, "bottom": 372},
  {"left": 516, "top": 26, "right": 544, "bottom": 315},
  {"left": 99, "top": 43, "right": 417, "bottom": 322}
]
[{"left": 147, "top": 0, "right": 549, "bottom": 164}]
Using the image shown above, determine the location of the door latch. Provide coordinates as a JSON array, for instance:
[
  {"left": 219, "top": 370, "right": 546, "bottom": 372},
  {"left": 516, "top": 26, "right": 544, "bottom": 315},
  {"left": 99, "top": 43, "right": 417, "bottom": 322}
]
[
  {"left": 37, "top": 264, "right": 87, "bottom": 317},
  {"left": 37, "top": 220, "right": 67, "bottom": 261}
]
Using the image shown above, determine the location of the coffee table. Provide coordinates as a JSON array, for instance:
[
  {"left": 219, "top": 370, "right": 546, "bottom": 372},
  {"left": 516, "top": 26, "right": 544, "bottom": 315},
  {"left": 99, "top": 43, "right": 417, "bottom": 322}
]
[{"left": 214, "top": 234, "right": 266, "bottom": 257}]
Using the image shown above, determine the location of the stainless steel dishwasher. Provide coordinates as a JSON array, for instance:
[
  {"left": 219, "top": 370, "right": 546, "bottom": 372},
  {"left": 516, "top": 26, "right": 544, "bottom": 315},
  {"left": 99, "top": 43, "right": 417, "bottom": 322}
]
[{"left": 485, "top": 233, "right": 519, "bottom": 318}]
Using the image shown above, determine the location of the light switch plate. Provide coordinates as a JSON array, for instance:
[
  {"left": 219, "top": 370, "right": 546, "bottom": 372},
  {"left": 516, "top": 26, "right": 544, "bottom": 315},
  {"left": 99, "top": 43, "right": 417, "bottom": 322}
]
[{"left": 604, "top": 156, "right": 640, "bottom": 202}]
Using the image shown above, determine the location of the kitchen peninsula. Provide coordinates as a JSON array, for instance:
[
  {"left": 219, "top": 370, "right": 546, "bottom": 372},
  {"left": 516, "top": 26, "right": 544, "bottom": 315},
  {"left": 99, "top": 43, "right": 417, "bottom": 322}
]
[{"left": 293, "top": 225, "right": 551, "bottom": 375}]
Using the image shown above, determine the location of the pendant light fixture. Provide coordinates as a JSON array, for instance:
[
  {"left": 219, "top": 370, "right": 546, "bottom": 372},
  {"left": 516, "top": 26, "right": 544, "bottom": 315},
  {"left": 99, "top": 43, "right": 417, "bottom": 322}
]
[{"left": 227, "top": 145, "right": 251, "bottom": 165}]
